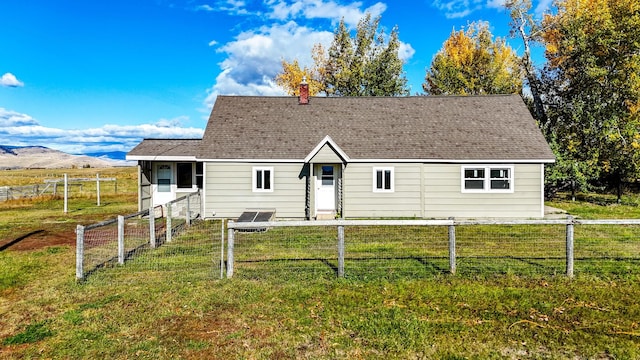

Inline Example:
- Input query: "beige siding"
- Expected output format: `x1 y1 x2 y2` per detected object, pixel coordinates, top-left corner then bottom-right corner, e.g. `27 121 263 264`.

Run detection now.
424 163 544 218
343 163 422 218
202 161 545 220
309 144 343 163
204 163 306 219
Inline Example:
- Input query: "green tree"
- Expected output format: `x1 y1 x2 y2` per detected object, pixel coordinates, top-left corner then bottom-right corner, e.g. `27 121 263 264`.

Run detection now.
275 14 408 97
363 26 408 96
423 21 523 95
541 0 640 200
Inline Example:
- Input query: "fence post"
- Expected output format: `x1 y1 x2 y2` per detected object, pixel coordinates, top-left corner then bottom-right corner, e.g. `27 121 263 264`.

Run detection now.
566 215 574 278
220 219 225 279
186 194 192 227
96 173 101 207
337 225 345 278
197 189 205 220
118 215 125 264
227 221 235 278
166 202 172 243
64 174 68 214
448 218 456 275
76 224 84 280
149 206 156 249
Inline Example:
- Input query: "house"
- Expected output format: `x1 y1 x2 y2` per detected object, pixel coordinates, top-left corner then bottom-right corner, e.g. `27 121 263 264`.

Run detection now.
127 89 555 219
125 138 202 210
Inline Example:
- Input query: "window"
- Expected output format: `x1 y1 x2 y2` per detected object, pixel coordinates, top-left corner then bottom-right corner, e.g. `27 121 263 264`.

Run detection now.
373 167 394 192
490 168 511 190
157 164 171 192
321 166 334 186
462 166 513 193
177 163 193 188
253 167 274 192
195 162 203 189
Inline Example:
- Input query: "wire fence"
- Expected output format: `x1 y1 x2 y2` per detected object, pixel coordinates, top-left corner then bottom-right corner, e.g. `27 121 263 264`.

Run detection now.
80 219 223 284
226 219 640 280
77 212 640 283
75 191 203 281
0 184 57 201
0 175 119 203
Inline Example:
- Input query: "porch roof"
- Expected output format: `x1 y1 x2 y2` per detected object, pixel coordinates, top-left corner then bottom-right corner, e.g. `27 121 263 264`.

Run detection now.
126 139 201 161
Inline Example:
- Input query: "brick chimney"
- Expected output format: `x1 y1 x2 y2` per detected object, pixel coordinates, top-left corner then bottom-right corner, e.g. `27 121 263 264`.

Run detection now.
298 76 309 105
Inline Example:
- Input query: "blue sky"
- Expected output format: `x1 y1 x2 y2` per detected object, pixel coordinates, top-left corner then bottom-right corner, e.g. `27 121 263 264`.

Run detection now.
0 0 552 156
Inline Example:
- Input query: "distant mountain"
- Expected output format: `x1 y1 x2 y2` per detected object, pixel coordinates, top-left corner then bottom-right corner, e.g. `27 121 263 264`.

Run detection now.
0 145 128 169
0 145 49 156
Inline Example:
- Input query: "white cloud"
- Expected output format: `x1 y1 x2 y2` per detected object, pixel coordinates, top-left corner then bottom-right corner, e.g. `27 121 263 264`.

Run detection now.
269 0 386 27
0 73 24 87
0 108 203 154
486 0 505 9
0 108 39 127
438 0 552 18
202 1 414 108
205 21 333 107
432 0 485 18
155 116 190 128
398 42 416 62
195 4 215 11
196 0 250 15
204 70 284 109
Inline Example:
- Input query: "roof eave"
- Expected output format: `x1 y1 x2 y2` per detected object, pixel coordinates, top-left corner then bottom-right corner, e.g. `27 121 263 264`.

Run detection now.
195 158 556 164
125 155 198 161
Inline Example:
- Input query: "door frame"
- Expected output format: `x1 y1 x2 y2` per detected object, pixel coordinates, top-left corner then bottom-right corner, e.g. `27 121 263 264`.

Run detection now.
314 164 339 215
152 162 175 206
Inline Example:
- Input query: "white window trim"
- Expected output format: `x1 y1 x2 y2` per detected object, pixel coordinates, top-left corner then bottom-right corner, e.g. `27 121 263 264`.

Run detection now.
373 167 394 193
461 165 514 193
252 166 274 192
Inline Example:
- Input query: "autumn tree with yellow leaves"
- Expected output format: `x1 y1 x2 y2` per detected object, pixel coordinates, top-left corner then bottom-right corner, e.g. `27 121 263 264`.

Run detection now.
274 44 327 96
423 21 522 95
541 0 640 199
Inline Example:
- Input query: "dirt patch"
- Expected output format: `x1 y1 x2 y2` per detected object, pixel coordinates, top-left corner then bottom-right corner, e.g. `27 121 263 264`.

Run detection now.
0 229 75 251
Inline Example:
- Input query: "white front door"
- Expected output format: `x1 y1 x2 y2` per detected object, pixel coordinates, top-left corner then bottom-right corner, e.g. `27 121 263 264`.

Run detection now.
153 163 174 206
316 165 336 212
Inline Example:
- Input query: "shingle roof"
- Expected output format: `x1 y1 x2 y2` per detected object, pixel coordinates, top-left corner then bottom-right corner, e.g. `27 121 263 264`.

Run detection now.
127 139 201 159
198 95 555 162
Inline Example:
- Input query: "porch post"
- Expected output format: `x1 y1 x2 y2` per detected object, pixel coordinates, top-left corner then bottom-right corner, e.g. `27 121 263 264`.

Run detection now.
305 163 311 220
339 163 345 218
137 163 143 212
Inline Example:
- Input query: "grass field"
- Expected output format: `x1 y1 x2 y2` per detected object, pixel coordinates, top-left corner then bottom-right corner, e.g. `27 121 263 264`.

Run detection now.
1 168 639 359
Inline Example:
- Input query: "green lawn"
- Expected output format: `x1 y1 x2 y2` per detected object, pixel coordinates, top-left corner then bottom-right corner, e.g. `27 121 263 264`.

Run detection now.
1 184 640 358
